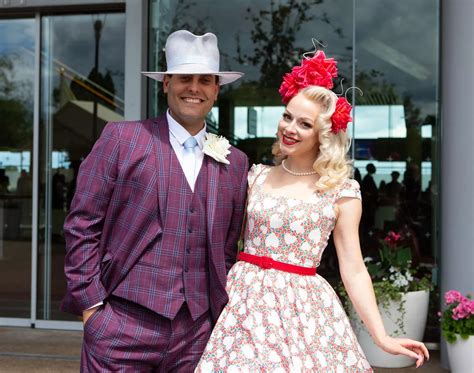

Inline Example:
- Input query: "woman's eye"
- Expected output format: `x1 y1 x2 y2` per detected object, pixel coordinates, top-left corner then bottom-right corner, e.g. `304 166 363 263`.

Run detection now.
302 122 312 128
282 113 291 121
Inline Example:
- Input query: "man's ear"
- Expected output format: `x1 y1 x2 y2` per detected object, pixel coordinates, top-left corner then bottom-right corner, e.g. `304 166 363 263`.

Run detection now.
214 83 220 101
163 75 170 93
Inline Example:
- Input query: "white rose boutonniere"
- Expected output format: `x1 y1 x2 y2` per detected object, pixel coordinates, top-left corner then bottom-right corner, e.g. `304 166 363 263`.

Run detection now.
203 133 231 165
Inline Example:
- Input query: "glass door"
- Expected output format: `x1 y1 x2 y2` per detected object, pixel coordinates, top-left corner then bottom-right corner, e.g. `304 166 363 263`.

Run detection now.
39 12 125 321
0 18 35 320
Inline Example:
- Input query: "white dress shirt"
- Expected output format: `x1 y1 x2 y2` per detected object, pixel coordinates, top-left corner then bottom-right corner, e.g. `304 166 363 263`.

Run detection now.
167 110 206 192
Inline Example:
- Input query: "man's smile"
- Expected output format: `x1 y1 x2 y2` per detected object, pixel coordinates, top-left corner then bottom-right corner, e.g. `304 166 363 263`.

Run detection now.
182 97 204 104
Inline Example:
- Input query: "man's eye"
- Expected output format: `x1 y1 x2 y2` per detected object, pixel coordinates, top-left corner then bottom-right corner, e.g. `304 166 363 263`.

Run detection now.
199 76 214 84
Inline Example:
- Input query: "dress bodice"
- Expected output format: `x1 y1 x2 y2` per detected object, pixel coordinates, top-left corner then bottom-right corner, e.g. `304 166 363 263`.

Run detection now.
243 164 361 268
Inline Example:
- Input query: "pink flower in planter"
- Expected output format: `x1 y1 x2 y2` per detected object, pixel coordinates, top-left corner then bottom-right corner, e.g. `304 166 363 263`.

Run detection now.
451 297 474 320
452 304 469 320
445 290 463 305
460 297 474 315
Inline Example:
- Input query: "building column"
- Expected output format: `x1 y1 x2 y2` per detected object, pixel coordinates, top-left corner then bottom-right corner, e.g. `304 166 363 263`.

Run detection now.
440 0 474 368
124 0 148 120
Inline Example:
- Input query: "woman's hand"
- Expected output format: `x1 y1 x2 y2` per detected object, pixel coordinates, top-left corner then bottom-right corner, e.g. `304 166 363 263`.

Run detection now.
376 335 430 368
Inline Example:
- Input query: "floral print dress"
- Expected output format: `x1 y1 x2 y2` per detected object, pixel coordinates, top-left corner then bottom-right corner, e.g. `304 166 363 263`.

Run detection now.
196 164 372 372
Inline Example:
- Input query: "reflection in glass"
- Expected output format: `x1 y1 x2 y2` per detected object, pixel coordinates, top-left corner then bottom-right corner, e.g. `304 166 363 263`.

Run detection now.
355 0 439 257
148 0 353 140
0 18 35 318
148 0 440 342
39 13 125 320
149 0 351 256
355 0 439 341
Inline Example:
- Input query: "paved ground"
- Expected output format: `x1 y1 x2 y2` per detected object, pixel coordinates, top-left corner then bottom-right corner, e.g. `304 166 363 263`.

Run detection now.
0 327 81 372
0 326 448 372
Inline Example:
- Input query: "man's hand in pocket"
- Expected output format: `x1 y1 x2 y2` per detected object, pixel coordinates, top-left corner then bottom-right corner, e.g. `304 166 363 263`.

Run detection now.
83 305 100 325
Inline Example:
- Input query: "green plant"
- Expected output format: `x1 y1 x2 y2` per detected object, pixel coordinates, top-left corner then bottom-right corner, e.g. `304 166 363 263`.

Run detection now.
440 290 474 343
338 231 432 335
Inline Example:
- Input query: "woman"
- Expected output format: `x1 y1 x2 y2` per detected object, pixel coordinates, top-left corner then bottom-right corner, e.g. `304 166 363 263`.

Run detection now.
196 58 429 373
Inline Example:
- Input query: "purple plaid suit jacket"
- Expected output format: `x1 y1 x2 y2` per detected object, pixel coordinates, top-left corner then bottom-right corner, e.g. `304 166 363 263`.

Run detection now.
61 115 248 323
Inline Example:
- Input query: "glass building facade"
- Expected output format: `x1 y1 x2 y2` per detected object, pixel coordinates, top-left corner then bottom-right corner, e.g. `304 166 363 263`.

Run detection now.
148 0 441 339
0 0 441 340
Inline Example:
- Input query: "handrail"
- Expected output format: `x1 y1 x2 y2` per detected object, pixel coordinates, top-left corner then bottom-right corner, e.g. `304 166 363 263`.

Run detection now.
21 47 124 107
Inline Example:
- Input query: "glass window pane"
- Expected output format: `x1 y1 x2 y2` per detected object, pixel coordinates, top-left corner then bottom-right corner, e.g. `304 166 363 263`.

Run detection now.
148 0 354 164
148 0 354 282
39 12 125 321
0 18 35 318
355 0 439 255
355 0 439 341
148 0 440 343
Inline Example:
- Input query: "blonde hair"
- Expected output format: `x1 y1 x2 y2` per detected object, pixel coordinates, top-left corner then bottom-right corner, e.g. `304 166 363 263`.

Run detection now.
272 85 353 191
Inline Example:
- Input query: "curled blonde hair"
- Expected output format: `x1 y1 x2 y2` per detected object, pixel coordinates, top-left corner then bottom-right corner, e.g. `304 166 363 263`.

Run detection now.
272 85 353 192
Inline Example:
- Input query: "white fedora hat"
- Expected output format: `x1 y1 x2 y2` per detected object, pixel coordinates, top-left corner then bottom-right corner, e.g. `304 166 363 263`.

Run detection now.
142 30 243 85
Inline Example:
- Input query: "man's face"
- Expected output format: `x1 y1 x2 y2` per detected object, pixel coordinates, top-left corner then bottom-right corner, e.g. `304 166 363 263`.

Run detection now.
163 74 219 132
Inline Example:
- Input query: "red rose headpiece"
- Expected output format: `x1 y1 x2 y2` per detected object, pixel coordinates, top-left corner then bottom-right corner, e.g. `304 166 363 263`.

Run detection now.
279 49 352 135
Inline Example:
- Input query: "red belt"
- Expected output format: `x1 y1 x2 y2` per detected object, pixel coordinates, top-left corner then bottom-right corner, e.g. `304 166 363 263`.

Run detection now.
238 252 317 276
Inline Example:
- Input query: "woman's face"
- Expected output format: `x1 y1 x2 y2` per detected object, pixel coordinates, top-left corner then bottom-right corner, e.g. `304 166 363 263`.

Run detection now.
277 93 321 159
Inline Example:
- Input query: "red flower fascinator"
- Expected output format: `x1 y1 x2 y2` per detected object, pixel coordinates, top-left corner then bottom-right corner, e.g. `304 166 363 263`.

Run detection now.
331 97 352 134
278 48 353 134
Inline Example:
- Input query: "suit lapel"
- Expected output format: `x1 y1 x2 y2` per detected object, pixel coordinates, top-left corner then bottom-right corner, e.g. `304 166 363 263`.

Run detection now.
151 115 171 225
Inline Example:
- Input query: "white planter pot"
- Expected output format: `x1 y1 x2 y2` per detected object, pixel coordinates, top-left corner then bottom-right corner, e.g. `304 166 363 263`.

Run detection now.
351 289 430 368
446 335 474 373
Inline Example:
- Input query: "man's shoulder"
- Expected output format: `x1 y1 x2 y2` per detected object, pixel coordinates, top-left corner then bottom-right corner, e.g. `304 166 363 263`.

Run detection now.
229 144 246 158
228 145 248 166
108 116 163 128
103 115 166 137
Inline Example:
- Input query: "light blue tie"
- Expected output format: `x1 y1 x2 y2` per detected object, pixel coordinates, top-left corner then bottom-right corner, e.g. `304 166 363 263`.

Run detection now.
183 136 198 189
183 136 198 153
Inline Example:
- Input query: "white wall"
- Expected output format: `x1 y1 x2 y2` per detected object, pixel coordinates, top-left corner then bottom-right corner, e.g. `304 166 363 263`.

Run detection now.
440 0 474 367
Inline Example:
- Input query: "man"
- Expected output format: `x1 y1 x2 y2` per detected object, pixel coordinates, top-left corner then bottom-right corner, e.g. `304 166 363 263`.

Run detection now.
385 170 402 205
361 162 378 231
62 30 248 371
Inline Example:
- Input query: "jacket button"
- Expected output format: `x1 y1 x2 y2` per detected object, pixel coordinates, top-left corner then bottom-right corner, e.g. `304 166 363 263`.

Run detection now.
179 288 184 294
189 207 195 213
184 267 189 273
186 247 191 254
188 227 192 233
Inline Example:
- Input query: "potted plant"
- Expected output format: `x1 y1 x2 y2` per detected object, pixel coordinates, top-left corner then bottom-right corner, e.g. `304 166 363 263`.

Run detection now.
440 290 474 373
339 231 432 368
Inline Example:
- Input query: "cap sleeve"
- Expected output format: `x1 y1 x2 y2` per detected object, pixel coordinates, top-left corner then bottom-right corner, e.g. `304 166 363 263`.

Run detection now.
334 179 361 202
248 163 269 187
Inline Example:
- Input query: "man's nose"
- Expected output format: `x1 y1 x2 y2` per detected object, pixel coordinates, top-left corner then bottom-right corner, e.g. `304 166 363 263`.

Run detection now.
187 77 200 92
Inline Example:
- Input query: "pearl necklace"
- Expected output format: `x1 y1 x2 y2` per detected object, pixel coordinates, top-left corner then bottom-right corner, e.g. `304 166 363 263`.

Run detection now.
281 159 317 176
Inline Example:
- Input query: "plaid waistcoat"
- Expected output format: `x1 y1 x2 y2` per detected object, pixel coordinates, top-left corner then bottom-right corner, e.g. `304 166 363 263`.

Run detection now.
112 153 210 320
